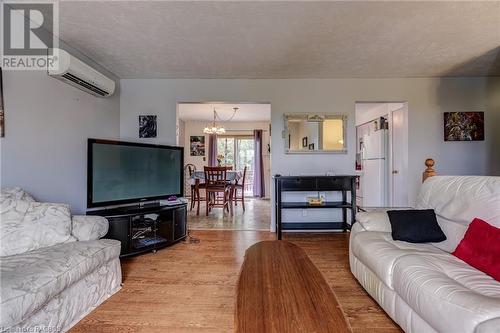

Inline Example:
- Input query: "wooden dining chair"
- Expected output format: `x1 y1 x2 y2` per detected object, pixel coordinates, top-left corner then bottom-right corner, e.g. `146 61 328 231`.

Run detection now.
184 164 206 215
204 166 232 216
184 164 197 209
233 166 247 211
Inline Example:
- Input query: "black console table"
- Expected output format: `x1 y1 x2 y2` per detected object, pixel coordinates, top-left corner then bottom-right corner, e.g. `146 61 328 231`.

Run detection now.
274 175 358 240
88 202 187 258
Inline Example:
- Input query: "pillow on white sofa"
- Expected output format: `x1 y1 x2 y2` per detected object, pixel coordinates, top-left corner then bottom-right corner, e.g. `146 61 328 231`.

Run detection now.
417 176 500 252
356 211 392 232
433 216 468 253
0 199 74 256
0 187 36 202
71 215 109 241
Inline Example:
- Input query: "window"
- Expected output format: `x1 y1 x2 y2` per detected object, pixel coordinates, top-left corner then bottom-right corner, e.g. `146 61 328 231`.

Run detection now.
217 136 255 194
217 137 235 166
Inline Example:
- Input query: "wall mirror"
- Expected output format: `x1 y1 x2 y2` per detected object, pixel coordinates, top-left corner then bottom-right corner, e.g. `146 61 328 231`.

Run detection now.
284 114 347 154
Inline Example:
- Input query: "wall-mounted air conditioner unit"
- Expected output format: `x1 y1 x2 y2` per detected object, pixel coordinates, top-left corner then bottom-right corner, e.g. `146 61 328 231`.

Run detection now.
48 49 115 97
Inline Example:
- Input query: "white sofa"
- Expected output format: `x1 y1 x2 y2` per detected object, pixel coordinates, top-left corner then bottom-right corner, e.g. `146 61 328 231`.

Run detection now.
349 176 500 333
0 188 122 333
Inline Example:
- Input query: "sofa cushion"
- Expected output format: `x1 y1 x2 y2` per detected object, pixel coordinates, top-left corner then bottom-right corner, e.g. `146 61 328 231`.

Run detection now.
416 176 500 252
387 209 446 243
0 239 121 329
453 218 500 281
356 211 392 232
350 230 442 288
0 199 75 256
0 187 36 202
393 252 500 333
72 215 109 241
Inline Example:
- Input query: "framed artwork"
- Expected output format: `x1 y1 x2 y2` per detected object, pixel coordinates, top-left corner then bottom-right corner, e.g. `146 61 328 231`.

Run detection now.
444 112 484 141
308 143 315 150
0 68 4 137
302 137 308 147
139 115 157 138
190 135 205 156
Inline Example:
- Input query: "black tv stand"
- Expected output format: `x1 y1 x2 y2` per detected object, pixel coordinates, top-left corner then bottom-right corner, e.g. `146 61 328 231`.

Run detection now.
88 202 188 258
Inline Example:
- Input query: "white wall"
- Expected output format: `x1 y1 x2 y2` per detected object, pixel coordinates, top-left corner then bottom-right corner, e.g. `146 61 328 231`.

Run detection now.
123 77 500 209
1 69 120 213
487 77 500 174
3 75 493 216
120 78 499 209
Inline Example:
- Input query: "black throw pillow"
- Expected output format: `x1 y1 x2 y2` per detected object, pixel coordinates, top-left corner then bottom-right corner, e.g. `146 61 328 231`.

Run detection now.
387 209 447 243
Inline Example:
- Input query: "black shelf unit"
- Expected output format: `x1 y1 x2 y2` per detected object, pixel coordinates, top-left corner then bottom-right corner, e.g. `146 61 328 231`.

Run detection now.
274 175 358 240
88 202 187 258
281 201 352 209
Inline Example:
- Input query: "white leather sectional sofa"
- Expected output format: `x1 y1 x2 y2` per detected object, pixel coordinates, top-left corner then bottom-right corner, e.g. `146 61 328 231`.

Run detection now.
350 176 500 333
0 188 122 332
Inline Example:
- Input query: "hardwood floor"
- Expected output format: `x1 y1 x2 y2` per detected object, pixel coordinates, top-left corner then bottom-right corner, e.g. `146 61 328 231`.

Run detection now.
70 230 402 333
188 198 271 231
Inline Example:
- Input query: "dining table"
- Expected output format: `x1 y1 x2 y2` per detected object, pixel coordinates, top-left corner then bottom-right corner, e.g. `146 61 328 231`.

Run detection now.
188 170 243 215
188 170 243 185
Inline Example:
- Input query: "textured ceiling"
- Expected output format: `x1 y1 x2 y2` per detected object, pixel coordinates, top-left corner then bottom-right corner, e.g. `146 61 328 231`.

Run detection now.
178 103 271 122
59 1 500 79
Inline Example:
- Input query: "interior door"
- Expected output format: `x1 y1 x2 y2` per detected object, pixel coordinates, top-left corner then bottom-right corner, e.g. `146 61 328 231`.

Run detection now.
391 107 408 207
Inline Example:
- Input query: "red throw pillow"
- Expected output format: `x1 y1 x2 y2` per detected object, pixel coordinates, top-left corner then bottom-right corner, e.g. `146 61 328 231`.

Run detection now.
452 218 500 282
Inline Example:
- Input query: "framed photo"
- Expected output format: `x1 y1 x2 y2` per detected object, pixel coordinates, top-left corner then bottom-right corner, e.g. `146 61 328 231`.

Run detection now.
302 137 308 147
308 143 315 150
444 112 484 141
0 68 4 137
190 135 205 156
138 115 157 138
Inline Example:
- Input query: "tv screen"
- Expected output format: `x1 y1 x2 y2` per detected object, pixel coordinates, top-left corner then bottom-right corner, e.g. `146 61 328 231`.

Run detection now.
87 139 183 208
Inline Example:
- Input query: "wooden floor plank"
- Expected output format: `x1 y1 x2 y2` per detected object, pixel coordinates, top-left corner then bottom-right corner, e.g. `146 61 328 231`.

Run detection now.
70 230 401 333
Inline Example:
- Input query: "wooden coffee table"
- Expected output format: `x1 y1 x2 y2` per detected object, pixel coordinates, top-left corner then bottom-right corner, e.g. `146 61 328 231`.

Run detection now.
236 241 352 333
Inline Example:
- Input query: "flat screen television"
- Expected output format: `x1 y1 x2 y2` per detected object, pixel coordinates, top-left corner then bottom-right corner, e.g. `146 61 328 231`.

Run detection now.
87 139 184 208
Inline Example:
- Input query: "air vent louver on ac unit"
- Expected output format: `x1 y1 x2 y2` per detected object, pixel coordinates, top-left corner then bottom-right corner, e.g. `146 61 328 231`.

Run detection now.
61 73 109 97
48 49 115 97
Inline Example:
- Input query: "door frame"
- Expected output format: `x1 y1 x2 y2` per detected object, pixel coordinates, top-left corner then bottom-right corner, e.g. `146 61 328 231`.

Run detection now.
387 103 409 207
176 100 273 200
355 102 408 207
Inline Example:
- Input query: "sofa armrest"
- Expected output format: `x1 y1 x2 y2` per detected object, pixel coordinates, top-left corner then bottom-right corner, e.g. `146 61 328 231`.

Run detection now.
356 211 392 232
72 215 109 241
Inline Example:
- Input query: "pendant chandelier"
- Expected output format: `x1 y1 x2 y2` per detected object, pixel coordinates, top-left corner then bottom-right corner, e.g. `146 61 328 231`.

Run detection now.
203 107 238 135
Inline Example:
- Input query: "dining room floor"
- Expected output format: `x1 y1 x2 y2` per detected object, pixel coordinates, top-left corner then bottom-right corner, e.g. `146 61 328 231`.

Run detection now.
188 197 271 231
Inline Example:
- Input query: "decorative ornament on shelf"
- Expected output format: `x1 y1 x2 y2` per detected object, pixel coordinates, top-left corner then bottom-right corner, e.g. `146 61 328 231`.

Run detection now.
203 107 238 135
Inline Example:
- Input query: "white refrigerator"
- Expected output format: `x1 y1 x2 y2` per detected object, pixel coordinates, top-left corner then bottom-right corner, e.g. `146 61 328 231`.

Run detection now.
360 129 388 207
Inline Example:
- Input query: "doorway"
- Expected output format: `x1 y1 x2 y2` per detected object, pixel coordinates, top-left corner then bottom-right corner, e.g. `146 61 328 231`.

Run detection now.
355 102 409 208
176 102 272 231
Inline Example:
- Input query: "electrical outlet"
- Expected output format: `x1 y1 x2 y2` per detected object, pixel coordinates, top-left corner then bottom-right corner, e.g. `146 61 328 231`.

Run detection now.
302 209 307 217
